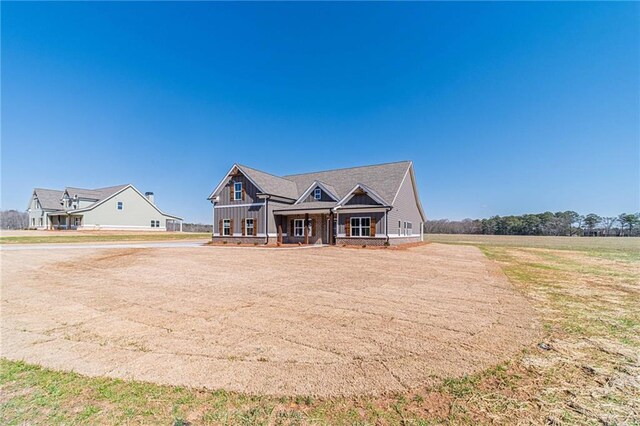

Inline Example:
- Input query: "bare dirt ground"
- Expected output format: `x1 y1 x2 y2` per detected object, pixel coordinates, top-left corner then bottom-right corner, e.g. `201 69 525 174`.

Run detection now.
1 243 539 397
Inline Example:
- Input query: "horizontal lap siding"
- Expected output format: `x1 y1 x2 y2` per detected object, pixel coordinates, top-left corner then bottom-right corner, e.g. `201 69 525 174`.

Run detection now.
388 168 423 237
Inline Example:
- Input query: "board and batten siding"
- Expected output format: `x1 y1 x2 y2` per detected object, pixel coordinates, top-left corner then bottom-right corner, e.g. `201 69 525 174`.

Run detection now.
81 186 170 229
216 173 260 205
302 187 335 203
345 193 380 206
387 167 423 237
337 211 385 236
214 204 265 235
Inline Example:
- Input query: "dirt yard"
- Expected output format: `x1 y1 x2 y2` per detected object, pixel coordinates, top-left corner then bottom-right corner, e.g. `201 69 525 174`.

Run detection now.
1 243 539 397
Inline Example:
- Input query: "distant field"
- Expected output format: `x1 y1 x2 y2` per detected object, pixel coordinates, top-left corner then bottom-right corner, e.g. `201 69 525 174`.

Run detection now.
0 231 210 244
426 233 640 253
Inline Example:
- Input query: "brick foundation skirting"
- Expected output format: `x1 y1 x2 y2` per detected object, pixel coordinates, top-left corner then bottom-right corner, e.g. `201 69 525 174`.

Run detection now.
211 236 267 245
336 237 388 246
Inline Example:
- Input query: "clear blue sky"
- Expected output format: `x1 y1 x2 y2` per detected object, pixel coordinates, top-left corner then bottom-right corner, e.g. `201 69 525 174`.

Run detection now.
2 2 638 223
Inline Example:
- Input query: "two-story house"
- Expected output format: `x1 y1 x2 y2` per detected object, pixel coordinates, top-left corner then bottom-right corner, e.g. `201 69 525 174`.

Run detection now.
27 184 182 231
207 161 426 245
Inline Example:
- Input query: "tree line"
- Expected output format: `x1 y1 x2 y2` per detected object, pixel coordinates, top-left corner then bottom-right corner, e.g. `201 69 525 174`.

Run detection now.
424 211 640 237
0 210 29 230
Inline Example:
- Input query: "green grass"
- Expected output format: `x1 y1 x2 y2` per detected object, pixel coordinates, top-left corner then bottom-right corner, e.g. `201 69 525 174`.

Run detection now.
0 233 210 244
2 235 638 425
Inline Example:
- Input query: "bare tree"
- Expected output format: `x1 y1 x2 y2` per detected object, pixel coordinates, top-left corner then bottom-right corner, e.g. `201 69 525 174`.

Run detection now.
0 210 29 230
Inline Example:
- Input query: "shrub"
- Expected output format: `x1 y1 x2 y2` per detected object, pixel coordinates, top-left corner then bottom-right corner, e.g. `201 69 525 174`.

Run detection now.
362 244 367 248
222 240 228 245
236 241 241 245
254 242 258 246
384 241 390 247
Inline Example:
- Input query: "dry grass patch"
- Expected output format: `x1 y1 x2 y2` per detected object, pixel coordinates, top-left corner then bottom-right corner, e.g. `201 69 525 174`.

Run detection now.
2 236 638 424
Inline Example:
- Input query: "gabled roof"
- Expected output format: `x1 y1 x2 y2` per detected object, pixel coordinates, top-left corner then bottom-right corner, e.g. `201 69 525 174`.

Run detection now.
30 184 182 220
64 185 129 201
284 161 411 203
208 164 299 200
294 180 339 204
209 161 423 218
32 188 65 210
335 183 389 207
237 164 299 200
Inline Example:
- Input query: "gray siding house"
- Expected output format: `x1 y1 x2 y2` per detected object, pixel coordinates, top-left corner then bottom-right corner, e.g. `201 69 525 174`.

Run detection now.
27 184 182 231
207 161 426 245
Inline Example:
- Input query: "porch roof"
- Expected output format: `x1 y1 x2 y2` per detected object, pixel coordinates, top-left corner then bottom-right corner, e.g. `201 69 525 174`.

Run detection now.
272 201 336 215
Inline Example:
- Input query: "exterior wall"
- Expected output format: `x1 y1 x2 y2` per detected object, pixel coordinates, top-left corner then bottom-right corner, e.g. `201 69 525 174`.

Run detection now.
388 168 424 238
213 203 266 236
267 201 292 236
217 173 260 204
27 196 51 229
282 214 326 244
80 186 173 230
345 193 380 206
301 187 335 203
336 211 385 236
77 199 96 209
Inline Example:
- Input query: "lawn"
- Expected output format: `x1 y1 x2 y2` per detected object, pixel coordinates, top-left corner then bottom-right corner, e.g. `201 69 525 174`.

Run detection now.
0 232 210 244
1 235 638 425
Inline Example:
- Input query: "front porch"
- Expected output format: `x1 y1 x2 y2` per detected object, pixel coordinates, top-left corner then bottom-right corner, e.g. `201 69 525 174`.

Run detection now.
47 213 83 230
272 206 390 246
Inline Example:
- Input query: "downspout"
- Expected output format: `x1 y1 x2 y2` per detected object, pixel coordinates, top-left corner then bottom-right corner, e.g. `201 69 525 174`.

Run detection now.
385 207 389 244
211 199 215 240
264 196 269 245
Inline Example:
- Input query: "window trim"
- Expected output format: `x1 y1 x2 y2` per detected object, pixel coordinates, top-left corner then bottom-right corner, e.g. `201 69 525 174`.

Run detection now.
406 221 413 236
314 188 322 200
350 216 371 237
223 219 231 236
234 182 242 201
246 218 254 235
293 219 305 237
117 201 123 210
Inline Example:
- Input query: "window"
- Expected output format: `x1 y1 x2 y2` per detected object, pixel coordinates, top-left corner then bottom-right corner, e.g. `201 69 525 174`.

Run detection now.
398 220 402 236
74 217 80 226
350 217 371 237
155 220 160 228
407 222 413 236
151 220 155 228
32 218 35 226
314 188 322 200
246 218 254 235
39 218 43 226
234 182 242 201
223 219 231 236
294 219 305 237
117 202 123 210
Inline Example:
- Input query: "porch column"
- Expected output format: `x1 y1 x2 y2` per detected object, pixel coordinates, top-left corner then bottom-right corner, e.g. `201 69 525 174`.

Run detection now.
304 213 309 245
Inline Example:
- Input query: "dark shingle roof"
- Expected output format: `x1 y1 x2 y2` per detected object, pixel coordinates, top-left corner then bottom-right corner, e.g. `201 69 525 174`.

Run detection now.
237 164 299 200
32 188 65 210
284 161 411 204
32 184 129 212
64 185 128 201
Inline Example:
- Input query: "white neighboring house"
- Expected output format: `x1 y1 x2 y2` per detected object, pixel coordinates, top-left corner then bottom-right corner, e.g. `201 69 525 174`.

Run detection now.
27 184 183 231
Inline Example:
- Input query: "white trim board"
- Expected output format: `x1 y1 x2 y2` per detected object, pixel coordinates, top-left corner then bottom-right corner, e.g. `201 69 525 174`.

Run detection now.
214 202 265 209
